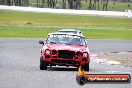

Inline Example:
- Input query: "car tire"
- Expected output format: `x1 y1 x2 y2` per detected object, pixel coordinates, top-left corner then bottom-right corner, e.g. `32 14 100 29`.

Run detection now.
82 62 89 71
40 56 47 70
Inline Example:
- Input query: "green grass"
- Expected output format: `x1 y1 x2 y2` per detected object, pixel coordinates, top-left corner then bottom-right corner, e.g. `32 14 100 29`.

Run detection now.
81 1 132 11
107 2 132 11
0 26 58 38
0 10 132 39
0 26 132 39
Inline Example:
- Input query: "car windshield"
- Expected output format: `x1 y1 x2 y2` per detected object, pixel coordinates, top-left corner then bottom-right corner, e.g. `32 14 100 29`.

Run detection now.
46 34 86 46
59 31 77 34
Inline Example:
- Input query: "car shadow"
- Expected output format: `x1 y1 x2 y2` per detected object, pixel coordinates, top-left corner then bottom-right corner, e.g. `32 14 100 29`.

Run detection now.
47 66 78 71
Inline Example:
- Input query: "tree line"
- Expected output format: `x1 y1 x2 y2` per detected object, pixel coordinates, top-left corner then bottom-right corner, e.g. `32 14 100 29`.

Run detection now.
0 0 131 11
0 0 29 6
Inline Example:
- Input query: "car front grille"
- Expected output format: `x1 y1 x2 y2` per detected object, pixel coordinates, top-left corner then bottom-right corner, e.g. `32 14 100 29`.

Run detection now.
58 50 75 59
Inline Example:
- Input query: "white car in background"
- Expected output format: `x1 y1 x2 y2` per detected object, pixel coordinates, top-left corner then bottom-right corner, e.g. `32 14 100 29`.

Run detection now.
59 29 82 35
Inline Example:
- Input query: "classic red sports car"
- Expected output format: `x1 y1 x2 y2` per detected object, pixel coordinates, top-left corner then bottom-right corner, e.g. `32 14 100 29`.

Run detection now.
39 32 90 71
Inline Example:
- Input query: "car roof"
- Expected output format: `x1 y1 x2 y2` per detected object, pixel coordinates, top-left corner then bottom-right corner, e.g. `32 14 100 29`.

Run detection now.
59 29 80 32
48 32 84 37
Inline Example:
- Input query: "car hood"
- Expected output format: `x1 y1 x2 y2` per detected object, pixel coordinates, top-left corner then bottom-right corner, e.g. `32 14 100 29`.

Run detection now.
45 44 87 52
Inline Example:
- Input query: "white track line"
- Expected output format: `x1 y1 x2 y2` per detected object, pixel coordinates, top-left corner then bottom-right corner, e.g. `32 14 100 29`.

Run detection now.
0 5 132 18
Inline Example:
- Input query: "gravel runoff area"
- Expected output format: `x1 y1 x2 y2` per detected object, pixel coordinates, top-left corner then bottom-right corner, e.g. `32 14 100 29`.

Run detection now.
97 52 132 68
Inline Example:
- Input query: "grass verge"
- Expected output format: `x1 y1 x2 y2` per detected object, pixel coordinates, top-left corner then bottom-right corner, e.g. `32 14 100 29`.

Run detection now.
0 10 132 39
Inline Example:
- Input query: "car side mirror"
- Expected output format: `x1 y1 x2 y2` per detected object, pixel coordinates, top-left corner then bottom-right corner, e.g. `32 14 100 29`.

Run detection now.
39 41 44 45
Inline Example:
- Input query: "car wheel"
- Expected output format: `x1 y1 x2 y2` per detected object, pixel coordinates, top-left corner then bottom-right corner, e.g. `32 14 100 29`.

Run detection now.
40 56 47 70
82 63 89 71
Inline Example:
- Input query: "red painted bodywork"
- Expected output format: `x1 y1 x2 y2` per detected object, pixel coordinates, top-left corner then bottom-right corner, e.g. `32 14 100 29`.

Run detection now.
40 43 90 67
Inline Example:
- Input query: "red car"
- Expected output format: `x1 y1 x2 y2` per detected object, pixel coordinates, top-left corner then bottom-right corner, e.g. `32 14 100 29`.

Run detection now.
39 32 90 71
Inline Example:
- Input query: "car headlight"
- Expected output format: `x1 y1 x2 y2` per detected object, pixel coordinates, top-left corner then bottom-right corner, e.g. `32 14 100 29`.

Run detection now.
83 53 88 57
45 49 50 55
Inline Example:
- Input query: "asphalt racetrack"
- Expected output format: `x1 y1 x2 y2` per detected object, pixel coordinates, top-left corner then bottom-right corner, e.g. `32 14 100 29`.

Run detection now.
0 38 132 88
